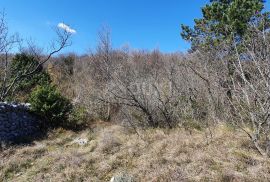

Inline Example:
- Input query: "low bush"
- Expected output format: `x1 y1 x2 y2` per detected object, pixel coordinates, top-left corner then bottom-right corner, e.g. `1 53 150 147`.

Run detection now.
68 105 89 127
29 84 72 127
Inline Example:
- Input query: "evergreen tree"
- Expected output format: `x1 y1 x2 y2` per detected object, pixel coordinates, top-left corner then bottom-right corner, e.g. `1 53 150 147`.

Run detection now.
9 53 51 101
181 0 268 50
181 0 270 114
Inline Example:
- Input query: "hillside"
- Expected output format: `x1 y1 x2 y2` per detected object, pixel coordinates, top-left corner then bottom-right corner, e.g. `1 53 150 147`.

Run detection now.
1 122 270 181
1 1 270 181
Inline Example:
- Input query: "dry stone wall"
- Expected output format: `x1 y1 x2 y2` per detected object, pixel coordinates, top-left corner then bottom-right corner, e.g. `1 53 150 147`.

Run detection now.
0 102 42 143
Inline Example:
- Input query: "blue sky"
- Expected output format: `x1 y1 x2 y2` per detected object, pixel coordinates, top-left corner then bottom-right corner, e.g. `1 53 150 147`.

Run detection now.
0 0 269 54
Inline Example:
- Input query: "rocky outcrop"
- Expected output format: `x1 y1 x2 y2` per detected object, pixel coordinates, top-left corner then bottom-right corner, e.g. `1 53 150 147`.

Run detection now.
0 102 42 144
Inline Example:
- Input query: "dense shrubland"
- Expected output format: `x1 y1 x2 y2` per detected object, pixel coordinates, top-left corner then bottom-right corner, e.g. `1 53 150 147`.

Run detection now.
0 0 269 160
46 25 270 157
1 0 270 181
47 0 270 157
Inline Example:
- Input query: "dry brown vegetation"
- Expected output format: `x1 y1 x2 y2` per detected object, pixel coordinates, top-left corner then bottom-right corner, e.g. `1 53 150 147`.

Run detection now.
51 23 269 156
1 122 270 182
1 3 270 181
1 24 270 181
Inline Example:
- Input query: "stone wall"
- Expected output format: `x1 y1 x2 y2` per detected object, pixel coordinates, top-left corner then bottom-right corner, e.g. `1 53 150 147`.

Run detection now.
0 102 42 143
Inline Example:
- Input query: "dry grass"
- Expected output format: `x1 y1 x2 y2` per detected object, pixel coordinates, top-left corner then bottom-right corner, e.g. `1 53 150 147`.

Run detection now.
1 121 270 182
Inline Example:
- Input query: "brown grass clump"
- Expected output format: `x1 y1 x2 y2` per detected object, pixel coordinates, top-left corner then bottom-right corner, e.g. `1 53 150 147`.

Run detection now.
1 123 270 181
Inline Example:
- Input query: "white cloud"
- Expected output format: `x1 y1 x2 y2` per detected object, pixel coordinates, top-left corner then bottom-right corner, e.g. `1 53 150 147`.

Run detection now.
57 23 76 34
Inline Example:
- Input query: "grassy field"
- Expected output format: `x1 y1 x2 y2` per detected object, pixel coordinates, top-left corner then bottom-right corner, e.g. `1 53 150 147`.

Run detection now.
1 121 270 182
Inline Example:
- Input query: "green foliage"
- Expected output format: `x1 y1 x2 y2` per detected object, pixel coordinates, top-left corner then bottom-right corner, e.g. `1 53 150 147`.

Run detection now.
69 106 88 125
10 53 51 101
29 85 72 126
181 0 268 49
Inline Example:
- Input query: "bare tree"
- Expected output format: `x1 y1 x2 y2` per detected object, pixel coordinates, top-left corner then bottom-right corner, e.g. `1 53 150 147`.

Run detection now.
0 11 20 101
0 13 73 101
228 26 270 156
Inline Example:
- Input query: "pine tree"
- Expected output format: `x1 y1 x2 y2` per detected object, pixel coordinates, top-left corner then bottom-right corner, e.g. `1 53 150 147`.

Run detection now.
181 0 267 50
181 0 269 114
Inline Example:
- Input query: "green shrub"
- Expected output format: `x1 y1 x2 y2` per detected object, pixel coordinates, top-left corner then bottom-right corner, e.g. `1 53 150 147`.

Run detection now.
9 53 51 101
69 106 88 125
29 85 72 126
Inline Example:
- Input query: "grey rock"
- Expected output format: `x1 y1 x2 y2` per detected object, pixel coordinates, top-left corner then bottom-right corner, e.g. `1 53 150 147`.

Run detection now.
73 138 88 146
110 173 135 182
